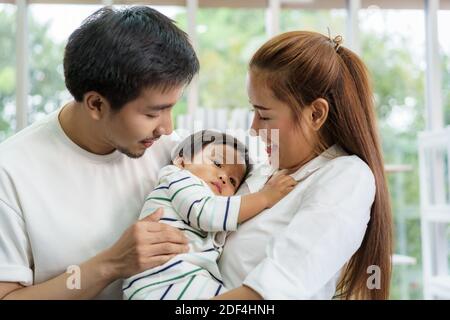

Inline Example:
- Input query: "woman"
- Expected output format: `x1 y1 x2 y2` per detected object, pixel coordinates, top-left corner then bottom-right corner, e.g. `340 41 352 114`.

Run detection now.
216 31 392 300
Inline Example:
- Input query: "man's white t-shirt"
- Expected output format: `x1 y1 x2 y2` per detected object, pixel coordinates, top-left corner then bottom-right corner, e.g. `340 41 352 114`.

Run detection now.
0 108 178 299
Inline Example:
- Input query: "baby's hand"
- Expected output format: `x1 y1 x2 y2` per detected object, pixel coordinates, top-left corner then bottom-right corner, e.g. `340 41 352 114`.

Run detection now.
261 170 298 208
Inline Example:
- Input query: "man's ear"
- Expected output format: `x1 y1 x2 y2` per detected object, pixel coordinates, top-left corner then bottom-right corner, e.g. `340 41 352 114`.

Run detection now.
307 98 329 131
173 156 185 168
83 92 111 121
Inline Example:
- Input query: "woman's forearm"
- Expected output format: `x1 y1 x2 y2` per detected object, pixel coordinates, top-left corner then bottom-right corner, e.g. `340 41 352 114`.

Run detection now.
2 250 118 300
213 285 263 300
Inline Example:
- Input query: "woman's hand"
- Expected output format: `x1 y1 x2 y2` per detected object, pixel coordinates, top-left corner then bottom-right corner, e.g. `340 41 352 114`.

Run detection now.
102 208 189 280
260 170 297 208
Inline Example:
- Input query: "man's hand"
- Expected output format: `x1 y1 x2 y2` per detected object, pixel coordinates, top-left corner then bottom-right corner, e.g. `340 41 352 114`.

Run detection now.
104 208 189 279
0 208 189 300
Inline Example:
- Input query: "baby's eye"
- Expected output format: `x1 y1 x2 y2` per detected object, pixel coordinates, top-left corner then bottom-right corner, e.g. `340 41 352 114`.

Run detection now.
230 177 236 187
213 160 222 168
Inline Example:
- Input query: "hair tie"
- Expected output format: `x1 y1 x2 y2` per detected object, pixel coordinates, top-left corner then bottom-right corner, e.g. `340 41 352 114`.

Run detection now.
327 27 343 52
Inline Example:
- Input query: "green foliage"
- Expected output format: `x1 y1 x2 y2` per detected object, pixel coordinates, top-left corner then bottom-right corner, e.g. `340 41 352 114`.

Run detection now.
177 9 266 111
444 54 450 124
280 9 346 35
0 8 16 140
361 29 426 300
0 7 66 141
28 17 66 120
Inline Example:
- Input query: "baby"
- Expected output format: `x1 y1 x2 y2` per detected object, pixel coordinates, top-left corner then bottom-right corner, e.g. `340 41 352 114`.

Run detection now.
122 130 296 300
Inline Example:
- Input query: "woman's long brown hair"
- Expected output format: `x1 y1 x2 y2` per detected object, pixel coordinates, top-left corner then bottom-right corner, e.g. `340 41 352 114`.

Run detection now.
250 31 392 299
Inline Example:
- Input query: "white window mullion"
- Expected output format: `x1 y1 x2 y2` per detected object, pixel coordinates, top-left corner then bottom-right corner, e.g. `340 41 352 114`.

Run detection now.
187 0 199 114
425 0 443 130
16 0 28 131
345 0 360 54
266 0 280 38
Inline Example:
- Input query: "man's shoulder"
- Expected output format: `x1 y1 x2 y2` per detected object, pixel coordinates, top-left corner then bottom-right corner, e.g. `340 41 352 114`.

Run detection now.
0 112 58 166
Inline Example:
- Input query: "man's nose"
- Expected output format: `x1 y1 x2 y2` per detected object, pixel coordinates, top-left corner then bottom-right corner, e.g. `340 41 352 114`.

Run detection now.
156 112 173 136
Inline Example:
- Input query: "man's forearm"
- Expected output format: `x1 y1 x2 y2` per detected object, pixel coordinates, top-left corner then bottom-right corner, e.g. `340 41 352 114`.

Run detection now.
2 250 118 300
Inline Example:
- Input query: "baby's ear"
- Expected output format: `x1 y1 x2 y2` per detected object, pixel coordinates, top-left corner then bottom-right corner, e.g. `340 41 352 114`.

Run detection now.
173 156 185 168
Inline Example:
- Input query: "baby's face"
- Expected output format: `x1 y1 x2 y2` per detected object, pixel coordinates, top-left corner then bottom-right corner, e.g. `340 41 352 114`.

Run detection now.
181 143 246 196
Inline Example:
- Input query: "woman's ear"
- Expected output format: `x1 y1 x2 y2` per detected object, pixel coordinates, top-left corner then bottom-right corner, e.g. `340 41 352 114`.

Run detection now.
308 98 329 131
173 156 185 168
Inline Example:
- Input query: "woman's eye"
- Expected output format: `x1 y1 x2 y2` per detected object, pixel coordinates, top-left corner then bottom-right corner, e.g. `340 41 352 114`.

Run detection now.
258 113 270 121
146 114 158 118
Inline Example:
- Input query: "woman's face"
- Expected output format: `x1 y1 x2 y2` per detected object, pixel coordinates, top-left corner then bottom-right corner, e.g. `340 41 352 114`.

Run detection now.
247 70 317 172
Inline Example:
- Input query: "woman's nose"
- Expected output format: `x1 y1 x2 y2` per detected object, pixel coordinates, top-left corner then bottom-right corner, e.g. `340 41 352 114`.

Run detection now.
250 116 260 136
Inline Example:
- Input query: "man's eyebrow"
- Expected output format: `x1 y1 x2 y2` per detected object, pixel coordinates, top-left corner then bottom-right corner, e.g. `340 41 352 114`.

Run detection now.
146 104 174 111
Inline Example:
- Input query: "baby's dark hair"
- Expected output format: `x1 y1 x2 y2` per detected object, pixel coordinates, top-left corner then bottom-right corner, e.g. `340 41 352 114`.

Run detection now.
172 130 253 181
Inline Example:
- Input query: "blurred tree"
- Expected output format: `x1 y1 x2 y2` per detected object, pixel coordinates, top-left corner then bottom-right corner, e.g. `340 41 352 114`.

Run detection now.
177 8 266 111
444 53 450 124
280 9 346 35
0 8 66 142
361 30 426 299
0 8 16 141
28 16 66 123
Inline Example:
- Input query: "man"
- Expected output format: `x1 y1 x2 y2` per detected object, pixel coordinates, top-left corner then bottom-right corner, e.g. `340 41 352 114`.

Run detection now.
0 6 199 299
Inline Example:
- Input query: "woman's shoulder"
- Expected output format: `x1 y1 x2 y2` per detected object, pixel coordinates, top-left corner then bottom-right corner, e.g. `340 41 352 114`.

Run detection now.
302 152 376 210
316 153 375 186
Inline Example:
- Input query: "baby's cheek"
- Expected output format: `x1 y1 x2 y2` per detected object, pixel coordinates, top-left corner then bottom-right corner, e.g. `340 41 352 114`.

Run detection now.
224 186 236 196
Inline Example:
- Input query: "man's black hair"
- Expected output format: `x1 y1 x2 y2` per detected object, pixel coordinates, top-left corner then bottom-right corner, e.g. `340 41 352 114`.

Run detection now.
64 6 199 110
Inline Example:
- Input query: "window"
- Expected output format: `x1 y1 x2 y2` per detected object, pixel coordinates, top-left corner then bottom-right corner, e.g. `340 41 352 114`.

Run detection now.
359 7 426 299
194 8 266 111
280 8 346 36
0 4 16 142
439 10 450 125
27 4 101 124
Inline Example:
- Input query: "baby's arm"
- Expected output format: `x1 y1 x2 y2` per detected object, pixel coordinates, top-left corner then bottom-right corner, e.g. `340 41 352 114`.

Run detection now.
238 170 297 223
157 171 241 232
157 170 296 232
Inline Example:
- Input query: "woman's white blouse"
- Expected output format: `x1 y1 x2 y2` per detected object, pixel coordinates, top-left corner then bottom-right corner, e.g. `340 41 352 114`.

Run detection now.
218 145 376 299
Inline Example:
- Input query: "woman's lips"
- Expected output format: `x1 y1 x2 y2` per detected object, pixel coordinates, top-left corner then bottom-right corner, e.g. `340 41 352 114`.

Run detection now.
266 144 277 156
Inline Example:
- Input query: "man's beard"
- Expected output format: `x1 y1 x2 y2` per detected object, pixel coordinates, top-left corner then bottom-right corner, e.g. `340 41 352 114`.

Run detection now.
105 133 146 159
115 144 145 159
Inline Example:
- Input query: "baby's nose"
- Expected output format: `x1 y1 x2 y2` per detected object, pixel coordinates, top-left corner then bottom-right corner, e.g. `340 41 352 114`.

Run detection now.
219 175 227 184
